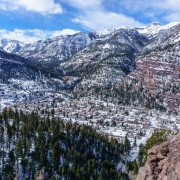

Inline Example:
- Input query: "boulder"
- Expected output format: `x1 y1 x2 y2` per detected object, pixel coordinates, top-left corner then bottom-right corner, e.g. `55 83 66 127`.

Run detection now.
136 134 180 180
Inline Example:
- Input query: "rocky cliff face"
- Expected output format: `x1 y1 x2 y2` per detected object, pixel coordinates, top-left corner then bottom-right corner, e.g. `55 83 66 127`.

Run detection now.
136 134 180 180
117 22 180 111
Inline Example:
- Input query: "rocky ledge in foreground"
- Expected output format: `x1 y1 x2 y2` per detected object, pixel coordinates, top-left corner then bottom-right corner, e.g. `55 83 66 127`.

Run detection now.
136 134 180 180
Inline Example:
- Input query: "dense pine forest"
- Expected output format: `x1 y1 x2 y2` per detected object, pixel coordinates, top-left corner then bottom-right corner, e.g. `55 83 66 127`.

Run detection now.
0 108 131 180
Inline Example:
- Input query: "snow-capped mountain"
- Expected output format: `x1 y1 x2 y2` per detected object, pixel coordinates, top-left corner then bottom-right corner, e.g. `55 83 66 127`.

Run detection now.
66 22 180 111
1 21 180 111
140 22 180 53
0 38 24 53
0 32 98 67
16 32 98 65
61 28 148 89
0 50 79 91
136 22 180 38
95 26 129 36
117 22 180 111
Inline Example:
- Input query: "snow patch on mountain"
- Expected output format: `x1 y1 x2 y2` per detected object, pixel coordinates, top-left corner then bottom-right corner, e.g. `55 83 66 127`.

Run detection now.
137 22 180 37
95 26 129 36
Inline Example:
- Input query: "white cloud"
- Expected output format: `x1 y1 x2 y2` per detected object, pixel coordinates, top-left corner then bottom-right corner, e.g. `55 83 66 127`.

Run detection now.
160 0 180 22
119 0 180 22
0 3 19 11
0 29 79 43
72 11 143 30
164 0 180 11
165 13 180 22
66 0 102 9
66 0 143 30
0 0 63 14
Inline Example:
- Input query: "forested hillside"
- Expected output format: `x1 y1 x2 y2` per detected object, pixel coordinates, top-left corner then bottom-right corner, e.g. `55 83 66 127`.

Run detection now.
0 108 130 180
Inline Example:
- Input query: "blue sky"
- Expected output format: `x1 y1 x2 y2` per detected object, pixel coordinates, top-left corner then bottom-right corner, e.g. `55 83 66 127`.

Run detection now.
0 0 180 42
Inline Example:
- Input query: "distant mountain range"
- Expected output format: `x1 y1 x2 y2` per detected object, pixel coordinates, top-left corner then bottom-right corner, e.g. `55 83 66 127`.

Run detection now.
0 22 180 111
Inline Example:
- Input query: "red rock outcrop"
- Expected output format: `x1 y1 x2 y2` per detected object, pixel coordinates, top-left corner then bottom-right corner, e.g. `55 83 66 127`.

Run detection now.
134 54 180 111
136 134 180 180
119 50 180 112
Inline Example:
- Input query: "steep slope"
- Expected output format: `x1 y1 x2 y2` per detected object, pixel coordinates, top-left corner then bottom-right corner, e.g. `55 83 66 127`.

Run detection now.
140 22 180 53
62 28 148 91
16 32 97 66
0 50 80 110
137 134 180 180
0 50 80 91
0 38 24 53
115 22 180 112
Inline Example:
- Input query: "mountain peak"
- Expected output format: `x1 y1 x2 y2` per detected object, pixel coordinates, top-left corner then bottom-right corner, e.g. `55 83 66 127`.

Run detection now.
147 22 161 27
0 38 24 53
137 21 180 36
95 26 130 36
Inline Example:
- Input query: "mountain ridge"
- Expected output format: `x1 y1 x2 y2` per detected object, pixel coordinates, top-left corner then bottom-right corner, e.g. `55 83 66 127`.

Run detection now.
0 21 180 112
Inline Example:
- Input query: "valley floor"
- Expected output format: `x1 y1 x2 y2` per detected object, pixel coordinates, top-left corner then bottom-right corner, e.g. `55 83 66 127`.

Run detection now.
1 83 179 162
